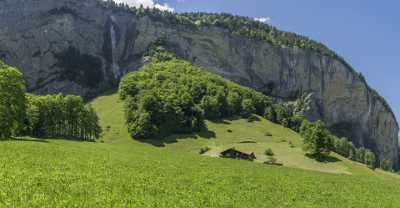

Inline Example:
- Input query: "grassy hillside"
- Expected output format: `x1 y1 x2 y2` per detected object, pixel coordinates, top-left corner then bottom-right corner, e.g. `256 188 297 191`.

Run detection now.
0 92 399 207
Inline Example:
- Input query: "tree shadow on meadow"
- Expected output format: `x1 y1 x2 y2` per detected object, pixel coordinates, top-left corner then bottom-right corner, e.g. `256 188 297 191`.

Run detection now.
0 137 50 143
305 153 342 163
136 128 216 148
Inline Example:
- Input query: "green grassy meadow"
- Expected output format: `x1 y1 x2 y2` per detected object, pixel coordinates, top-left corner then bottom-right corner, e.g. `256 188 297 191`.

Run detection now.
0 92 399 207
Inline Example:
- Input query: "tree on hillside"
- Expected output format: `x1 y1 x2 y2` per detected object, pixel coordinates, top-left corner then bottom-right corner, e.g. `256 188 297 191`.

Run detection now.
274 104 288 124
364 150 376 169
264 106 276 122
240 99 255 118
0 61 26 139
380 159 393 172
301 120 333 158
355 147 366 163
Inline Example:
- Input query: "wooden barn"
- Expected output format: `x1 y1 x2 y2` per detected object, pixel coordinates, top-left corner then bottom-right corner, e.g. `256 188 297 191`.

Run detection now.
220 148 256 161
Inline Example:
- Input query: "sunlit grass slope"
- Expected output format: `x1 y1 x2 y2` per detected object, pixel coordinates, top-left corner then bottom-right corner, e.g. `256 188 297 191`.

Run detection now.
0 92 399 207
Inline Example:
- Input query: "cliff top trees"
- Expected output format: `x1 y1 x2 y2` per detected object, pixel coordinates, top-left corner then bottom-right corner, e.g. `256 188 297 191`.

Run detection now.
0 61 26 139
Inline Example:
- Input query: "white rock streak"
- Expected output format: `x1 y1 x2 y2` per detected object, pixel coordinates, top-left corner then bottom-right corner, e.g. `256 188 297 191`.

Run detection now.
110 17 121 78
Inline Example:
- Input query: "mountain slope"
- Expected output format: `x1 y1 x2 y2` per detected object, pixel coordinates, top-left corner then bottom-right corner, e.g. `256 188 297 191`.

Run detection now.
1 92 399 207
0 0 397 166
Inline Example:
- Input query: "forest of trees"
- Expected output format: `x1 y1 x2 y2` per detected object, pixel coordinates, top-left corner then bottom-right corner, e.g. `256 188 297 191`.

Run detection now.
0 61 101 141
119 47 274 139
25 94 102 141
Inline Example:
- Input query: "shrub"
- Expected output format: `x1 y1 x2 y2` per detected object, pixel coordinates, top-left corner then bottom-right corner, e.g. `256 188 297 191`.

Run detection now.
264 106 276 122
380 159 393 172
265 148 274 156
289 141 295 148
364 150 376 169
241 99 255 118
199 147 210 154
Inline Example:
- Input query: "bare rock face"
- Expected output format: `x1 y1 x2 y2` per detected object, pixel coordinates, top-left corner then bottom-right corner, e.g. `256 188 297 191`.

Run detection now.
0 0 398 166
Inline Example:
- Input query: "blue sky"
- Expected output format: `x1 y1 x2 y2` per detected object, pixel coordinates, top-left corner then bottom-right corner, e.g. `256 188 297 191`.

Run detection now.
134 0 400 121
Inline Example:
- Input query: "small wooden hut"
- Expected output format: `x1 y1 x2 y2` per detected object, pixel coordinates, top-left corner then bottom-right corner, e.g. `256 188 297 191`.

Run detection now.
220 148 256 161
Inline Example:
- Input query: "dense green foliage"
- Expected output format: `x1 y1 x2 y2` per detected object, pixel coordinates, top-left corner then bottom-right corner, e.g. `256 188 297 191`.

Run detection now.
0 61 26 139
0 61 101 141
25 94 102 141
299 119 382 170
300 120 333 157
119 58 273 139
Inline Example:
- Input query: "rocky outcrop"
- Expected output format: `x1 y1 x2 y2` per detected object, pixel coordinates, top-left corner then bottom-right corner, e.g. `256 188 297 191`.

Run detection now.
0 0 398 166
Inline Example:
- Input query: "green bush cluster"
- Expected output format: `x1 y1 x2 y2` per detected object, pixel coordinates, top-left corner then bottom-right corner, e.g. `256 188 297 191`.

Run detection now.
299 119 382 170
299 120 333 157
119 57 276 139
25 94 102 141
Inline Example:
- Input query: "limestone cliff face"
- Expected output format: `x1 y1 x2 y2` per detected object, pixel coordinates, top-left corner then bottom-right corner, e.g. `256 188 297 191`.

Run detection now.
0 0 398 165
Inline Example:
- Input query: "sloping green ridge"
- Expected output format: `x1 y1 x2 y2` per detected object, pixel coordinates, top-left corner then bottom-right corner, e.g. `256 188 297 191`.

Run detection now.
0 92 399 207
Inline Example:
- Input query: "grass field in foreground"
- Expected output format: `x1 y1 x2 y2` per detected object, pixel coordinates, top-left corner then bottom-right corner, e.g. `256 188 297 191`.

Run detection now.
0 92 399 207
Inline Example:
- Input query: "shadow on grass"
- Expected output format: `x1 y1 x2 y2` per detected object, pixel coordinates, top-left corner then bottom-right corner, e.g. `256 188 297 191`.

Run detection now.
306 153 341 163
3 136 97 144
209 115 247 125
136 128 216 148
135 115 263 148
246 116 261 123
0 137 49 143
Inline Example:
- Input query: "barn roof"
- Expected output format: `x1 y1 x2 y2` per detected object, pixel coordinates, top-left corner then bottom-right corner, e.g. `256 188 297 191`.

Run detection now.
221 147 253 155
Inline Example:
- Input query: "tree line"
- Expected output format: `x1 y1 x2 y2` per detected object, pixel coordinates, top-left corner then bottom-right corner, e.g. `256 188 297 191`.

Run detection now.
298 120 392 170
25 94 102 141
0 61 101 141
